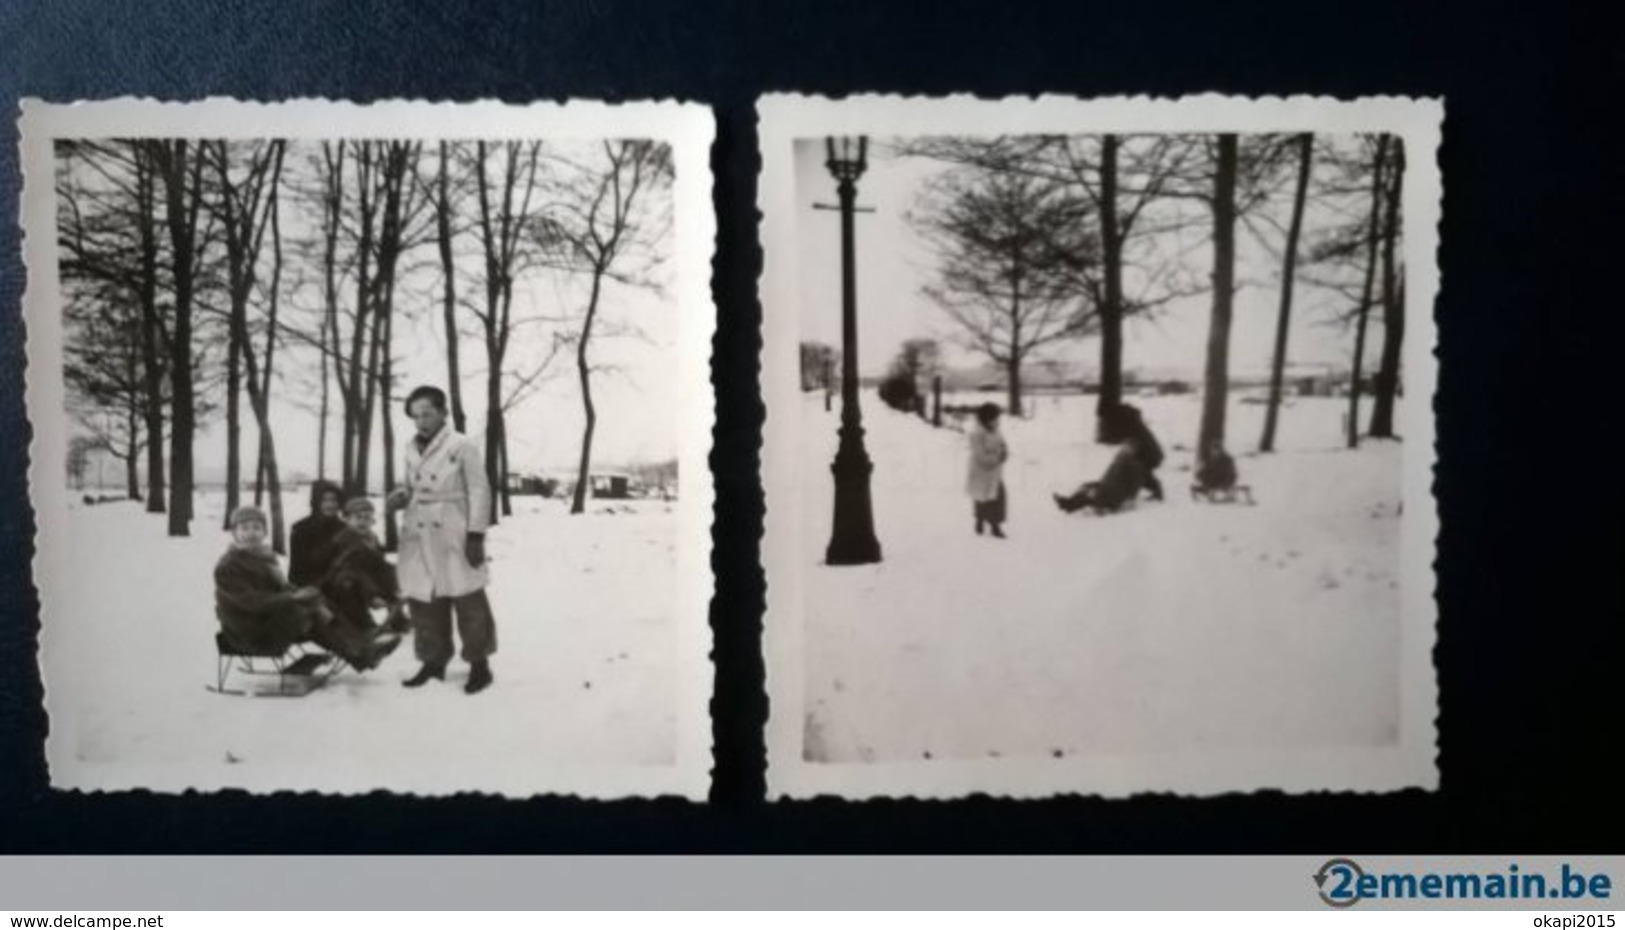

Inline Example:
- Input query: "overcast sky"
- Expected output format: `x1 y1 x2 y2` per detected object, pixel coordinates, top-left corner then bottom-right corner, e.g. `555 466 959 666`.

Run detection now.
792 137 1387 381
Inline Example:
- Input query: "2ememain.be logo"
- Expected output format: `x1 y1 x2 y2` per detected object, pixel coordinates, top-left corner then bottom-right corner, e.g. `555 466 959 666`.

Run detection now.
1313 858 1614 907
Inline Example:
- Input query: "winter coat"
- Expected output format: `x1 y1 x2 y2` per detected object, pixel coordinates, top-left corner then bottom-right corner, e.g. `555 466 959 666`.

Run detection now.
288 513 346 587
319 525 398 633
397 426 492 601
1120 407 1165 471
214 544 316 653
1196 451 1238 490
965 423 1009 503
1094 446 1147 510
321 526 399 602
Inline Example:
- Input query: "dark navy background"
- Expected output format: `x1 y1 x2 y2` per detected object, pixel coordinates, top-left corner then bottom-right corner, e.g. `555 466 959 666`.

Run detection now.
2 0 1621 852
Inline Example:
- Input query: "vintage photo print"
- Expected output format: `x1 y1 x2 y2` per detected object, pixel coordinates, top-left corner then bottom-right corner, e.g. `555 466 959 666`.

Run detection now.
760 94 1441 798
20 99 714 798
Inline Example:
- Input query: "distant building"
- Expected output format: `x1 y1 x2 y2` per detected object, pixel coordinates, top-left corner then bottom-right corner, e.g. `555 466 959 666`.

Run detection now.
505 473 559 497
588 472 632 500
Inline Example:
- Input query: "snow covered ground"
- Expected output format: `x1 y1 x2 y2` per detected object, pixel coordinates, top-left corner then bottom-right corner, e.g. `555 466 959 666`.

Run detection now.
797 391 1404 764
42 490 680 795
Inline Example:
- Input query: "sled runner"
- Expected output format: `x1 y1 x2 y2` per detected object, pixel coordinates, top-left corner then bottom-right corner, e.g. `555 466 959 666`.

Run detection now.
208 632 344 697
1190 484 1256 505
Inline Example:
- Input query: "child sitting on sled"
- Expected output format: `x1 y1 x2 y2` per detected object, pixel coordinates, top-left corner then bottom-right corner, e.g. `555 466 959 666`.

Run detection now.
213 505 400 671
320 497 412 636
1191 439 1254 504
1053 436 1149 515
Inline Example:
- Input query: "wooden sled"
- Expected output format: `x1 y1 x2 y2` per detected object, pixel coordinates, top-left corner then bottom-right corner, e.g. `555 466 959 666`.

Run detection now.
208 632 345 697
1190 484 1256 505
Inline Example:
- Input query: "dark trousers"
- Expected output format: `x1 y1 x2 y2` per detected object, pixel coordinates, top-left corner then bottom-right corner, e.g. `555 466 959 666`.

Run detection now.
1057 482 1131 514
973 483 1008 527
1143 469 1164 501
409 591 497 667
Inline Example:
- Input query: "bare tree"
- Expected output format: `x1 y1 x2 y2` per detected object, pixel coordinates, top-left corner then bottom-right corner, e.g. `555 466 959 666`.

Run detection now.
1259 133 1315 453
894 337 942 388
537 140 673 516
799 341 839 392
208 140 283 529
66 435 98 491
147 139 210 536
1347 135 1392 449
311 140 348 482
430 140 470 433
210 139 289 550
1196 135 1240 459
897 135 1202 437
54 140 164 503
471 140 546 523
1368 138 1406 439
908 163 1099 416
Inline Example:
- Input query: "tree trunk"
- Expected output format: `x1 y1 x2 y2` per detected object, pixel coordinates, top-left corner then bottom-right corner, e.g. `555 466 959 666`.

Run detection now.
1096 133 1126 441
498 414 512 517
317 307 330 480
571 273 605 515
438 141 468 434
1006 278 1024 418
1368 136 1406 439
319 142 344 483
1006 355 1024 419
1348 136 1390 449
1260 132 1314 453
124 401 141 500
224 329 241 526
1197 134 1239 460
157 141 199 537
255 170 284 507
485 357 504 525
135 145 167 514
344 143 375 494
381 296 399 553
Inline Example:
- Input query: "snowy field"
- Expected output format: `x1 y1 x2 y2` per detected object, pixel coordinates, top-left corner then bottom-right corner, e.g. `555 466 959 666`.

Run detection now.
797 391 1404 764
42 490 679 794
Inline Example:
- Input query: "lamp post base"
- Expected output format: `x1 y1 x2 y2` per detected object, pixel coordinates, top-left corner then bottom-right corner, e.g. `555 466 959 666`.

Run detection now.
826 432 881 566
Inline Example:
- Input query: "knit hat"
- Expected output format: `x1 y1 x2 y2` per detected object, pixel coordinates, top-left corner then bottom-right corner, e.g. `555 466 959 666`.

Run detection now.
229 505 269 529
343 497 376 517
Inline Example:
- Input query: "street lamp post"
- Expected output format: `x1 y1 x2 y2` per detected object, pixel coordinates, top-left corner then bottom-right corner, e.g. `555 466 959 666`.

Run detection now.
820 136 881 565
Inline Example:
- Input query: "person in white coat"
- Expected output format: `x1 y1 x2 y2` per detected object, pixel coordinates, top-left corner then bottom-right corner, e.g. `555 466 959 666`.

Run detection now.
966 402 1009 538
387 385 498 694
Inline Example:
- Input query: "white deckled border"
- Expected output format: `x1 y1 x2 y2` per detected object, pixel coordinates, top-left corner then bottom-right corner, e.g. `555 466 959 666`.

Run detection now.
759 93 1442 800
19 97 716 799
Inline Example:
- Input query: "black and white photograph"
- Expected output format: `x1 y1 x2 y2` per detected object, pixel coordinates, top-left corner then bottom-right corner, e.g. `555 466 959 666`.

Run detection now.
21 99 715 797
761 95 1441 798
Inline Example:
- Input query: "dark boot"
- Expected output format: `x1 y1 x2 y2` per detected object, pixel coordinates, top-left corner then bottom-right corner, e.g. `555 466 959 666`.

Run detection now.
465 660 493 695
990 523 1006 539
402 662 446 688
975 518 985 535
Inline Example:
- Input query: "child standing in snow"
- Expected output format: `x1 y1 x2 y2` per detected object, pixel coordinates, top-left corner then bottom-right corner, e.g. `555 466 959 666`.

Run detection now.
214 505 399 671
966 402 1009 538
